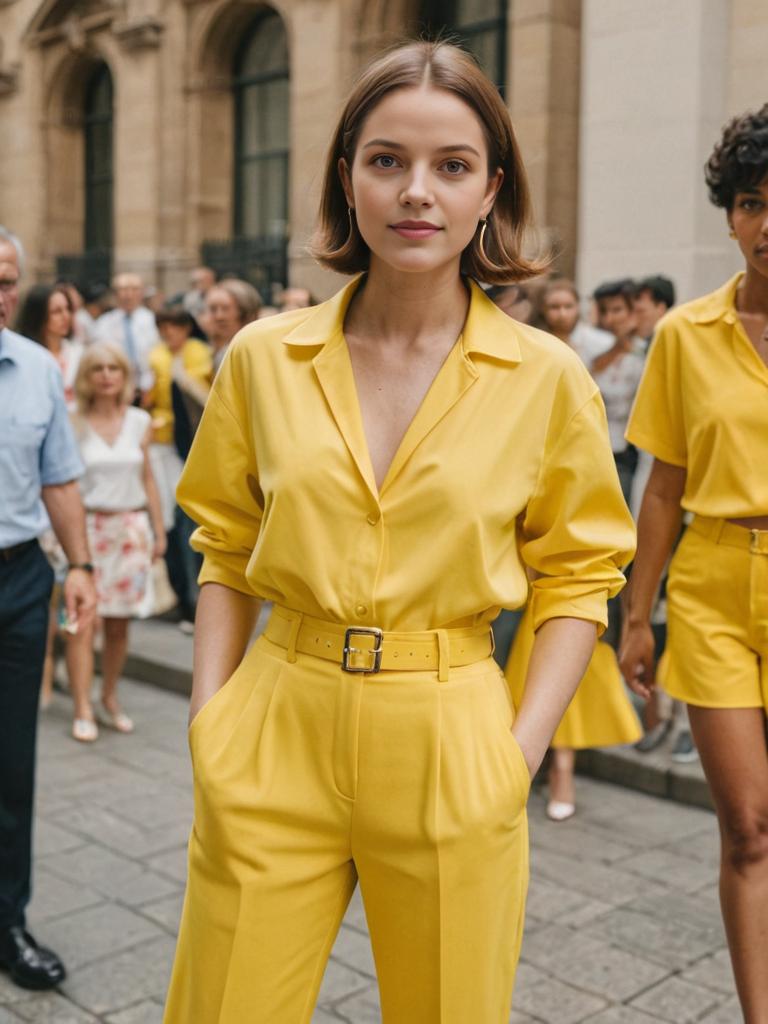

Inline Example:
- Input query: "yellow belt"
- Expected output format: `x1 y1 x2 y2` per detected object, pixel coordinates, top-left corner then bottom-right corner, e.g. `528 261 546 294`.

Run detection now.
690 515 768 554
264 606 495 679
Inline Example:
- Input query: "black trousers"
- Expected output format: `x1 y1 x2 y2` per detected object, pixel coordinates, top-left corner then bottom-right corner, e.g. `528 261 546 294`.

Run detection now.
0 543 53 930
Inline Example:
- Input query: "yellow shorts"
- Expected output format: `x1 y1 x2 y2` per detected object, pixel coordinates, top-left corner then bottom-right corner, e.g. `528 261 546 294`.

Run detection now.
662 516 768 709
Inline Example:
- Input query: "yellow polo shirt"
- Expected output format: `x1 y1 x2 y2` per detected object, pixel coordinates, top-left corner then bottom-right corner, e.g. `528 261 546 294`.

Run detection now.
148 339 213 444
626 273 768 518
177 277 635 633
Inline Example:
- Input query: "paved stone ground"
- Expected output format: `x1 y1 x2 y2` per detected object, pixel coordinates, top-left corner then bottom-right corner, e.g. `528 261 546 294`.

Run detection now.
0 678 738 1024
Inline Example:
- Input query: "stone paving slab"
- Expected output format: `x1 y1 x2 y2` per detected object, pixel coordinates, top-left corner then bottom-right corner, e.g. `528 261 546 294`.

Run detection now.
0 677 736 1023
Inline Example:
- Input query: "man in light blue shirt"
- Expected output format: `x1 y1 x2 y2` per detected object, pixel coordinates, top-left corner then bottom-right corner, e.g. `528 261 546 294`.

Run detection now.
0 243 96 991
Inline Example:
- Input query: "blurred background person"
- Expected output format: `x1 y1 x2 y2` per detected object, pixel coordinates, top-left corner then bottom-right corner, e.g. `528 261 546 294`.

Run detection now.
182 266 217 320
590 278 645 505
633 274 676 342
509 276 642 819
96 272 158 396
75 283 112 347
148 307 213 631
539 278 612 364
205 278 262 373
279 286 315 312
506 602 641 820
15 284 81 411
487 282 532 323
68 343 165 742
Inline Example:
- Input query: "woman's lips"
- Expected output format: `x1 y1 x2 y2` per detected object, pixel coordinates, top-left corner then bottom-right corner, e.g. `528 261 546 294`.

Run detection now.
390 222 442 240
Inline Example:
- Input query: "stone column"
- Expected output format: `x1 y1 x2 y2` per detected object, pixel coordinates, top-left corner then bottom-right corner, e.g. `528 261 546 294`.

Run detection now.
577 0 739 303
508 0 582 276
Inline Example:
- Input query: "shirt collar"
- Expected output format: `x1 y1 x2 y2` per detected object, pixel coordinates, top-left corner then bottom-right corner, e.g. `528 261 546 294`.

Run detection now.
282 275 522 364
690 272 744 325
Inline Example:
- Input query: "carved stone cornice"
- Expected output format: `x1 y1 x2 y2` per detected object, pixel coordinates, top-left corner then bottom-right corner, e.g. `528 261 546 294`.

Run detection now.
113 16 164 51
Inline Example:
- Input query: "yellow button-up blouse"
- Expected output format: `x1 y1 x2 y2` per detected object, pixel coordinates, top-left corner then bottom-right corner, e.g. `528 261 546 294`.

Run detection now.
626 273 768 518
177 277 635 633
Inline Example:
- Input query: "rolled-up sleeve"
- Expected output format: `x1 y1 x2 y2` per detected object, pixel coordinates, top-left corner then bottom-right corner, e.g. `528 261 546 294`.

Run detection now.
519 389 636 633
176 345 262 596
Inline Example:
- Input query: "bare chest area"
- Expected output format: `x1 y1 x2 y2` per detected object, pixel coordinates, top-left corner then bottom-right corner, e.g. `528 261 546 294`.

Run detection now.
347 338 456 491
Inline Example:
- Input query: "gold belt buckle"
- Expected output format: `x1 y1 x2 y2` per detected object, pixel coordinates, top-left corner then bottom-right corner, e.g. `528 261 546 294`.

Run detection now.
750 529 768 555
342 627 384 674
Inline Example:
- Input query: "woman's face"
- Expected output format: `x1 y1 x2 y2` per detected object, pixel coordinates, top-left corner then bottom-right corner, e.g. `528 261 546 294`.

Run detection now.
47 290 72 342
89 357 125 402
543 288 580 338
205 287 242 345
159 322 190 352
341 85 502 277
729 177 768 280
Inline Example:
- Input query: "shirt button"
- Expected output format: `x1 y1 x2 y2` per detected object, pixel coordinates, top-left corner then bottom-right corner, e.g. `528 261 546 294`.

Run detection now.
355 604 368 618
366 511 380 525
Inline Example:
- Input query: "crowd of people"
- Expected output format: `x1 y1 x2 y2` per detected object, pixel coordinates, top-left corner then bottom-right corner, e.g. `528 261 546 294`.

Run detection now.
5 256 313 741
0 46 765 1022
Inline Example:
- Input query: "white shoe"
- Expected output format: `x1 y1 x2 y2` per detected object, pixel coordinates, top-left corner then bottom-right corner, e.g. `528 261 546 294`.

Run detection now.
72 718 98 743
546 800 576 822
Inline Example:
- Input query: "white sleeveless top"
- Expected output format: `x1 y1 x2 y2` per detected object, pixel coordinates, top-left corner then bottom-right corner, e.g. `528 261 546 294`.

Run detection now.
77 406 150 511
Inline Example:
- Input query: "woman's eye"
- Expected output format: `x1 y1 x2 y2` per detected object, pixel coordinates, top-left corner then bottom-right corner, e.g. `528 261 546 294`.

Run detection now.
738 198 761 211
373 155 399 169
441 160 467 175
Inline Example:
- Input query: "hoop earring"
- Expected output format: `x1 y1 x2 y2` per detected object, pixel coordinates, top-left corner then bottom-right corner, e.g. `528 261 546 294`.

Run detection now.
346 207 356 246
478 218 489 261
729 228 737 239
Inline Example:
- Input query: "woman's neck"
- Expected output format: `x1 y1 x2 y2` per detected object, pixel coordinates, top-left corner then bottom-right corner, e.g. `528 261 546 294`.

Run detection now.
45 333 63 355
346 260 469 349
90 396 121 418
737 264 768 316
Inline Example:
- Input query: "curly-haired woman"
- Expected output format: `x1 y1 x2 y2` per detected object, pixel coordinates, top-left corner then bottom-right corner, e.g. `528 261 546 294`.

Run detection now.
621 104 768 1020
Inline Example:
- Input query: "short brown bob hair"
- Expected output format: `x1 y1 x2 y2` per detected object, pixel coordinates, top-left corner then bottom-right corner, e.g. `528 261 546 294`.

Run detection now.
312 40 546 285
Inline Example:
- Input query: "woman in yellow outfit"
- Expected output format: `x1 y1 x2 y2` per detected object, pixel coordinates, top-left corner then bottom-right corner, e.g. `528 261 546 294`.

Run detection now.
506 605 641 821
621 105 768 1022
163 42 635 1024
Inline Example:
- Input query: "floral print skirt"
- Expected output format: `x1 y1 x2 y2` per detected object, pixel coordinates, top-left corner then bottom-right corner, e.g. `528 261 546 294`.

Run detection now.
87 510 153 618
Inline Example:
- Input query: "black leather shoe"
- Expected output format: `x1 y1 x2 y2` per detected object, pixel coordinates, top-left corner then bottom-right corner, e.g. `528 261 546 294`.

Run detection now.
0 926 66 990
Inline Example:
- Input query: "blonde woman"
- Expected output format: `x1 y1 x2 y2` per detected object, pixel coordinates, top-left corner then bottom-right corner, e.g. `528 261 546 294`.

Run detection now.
67 344 166 741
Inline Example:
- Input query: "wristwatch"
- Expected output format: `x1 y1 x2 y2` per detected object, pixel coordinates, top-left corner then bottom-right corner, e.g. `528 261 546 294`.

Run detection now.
68 562 95 573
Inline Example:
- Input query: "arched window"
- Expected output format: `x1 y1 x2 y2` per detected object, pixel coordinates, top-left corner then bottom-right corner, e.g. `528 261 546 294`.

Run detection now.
233 10 290 240
84 63 113 257
420 0 507 93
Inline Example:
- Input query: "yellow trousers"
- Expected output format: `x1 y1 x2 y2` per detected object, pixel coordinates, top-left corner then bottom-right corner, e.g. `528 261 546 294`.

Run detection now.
163 613 530 1023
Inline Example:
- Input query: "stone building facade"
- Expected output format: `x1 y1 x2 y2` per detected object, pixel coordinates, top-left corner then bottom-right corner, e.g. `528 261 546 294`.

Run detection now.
0 0 765 302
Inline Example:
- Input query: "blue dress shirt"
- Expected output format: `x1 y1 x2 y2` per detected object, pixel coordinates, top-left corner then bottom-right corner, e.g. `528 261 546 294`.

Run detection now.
0 329 84 546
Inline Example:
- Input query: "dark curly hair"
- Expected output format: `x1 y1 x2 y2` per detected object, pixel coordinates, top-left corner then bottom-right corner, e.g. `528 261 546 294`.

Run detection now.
705 103 768 210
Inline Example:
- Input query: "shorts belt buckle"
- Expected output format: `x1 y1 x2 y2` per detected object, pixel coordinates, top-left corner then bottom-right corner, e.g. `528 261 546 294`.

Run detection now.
342 627 384 674
750 529 768 555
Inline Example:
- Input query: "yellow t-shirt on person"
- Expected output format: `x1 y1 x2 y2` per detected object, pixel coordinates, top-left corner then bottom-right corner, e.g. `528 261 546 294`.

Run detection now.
625 273 768 519
147 339 213 445
176 277 635 633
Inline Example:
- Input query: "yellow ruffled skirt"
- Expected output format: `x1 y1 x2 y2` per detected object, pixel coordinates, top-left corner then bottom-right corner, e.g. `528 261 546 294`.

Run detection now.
504 606 642 750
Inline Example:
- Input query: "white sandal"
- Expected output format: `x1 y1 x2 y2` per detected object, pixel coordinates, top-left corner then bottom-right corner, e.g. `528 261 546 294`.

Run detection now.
72 718 98 743
97 705 134 734
546 800 576 822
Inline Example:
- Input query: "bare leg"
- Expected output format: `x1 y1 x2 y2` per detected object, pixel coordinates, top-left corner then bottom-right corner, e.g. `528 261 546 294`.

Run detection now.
688 706 768 1023
66 619 95 721
100 617 129 713
547 748 576 819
